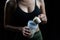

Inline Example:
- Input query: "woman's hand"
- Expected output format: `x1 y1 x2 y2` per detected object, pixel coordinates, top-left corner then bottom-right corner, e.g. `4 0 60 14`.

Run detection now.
38 14 47 24
22 26 32 37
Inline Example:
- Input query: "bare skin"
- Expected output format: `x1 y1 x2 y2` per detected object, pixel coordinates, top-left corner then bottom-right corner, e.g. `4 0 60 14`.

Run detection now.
4 0 47 37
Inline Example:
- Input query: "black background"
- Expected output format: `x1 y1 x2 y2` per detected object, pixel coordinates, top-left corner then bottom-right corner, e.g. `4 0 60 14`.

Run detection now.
0 0 56 40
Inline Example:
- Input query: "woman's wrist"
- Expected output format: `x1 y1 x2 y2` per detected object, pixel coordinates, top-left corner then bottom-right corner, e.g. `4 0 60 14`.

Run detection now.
18 27 23 32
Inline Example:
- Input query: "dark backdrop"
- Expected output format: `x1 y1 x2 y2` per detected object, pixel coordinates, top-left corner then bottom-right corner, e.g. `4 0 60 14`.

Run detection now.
0 0 6 40
0 0 56 40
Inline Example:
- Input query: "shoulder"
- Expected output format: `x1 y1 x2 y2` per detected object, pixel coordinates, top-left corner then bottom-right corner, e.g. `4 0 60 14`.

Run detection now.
37 0 45 6
36 0 42 5
5 0 17 7
37 0 45 4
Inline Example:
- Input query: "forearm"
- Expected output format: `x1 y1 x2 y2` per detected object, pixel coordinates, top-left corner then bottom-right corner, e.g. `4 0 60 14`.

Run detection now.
38 0 47 24
4 25 23 31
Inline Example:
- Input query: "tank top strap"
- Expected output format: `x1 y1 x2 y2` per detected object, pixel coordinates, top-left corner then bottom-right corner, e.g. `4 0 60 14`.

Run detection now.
35 0 38 8
35 0 36 5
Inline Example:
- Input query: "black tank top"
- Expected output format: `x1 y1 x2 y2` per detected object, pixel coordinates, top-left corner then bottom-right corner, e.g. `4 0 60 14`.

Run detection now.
10 0 41 27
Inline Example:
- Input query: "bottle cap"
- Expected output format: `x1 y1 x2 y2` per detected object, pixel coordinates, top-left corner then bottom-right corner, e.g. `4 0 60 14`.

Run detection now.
33 17 41 24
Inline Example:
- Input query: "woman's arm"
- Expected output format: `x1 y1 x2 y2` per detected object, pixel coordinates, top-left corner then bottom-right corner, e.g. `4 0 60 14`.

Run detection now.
4 0 22 31
40 0 46 14
38 0 47 24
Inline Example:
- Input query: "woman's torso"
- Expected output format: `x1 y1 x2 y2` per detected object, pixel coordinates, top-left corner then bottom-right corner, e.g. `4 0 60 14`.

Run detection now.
9 0 41 27
5 0 42 40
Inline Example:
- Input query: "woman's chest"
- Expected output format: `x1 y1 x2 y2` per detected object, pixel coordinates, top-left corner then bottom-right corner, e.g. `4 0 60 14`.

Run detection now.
18 0 40 13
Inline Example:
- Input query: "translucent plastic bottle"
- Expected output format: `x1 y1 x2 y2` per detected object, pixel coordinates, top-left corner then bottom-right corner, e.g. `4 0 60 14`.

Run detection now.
27 17 41 38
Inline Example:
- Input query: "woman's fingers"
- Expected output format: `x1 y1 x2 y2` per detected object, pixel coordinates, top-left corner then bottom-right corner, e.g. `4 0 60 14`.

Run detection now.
22 27 32 37
25 30 31 33
38 14 47 23
24 31 31 35
23 30 31 37
23 32 27 37
24 29 31 35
